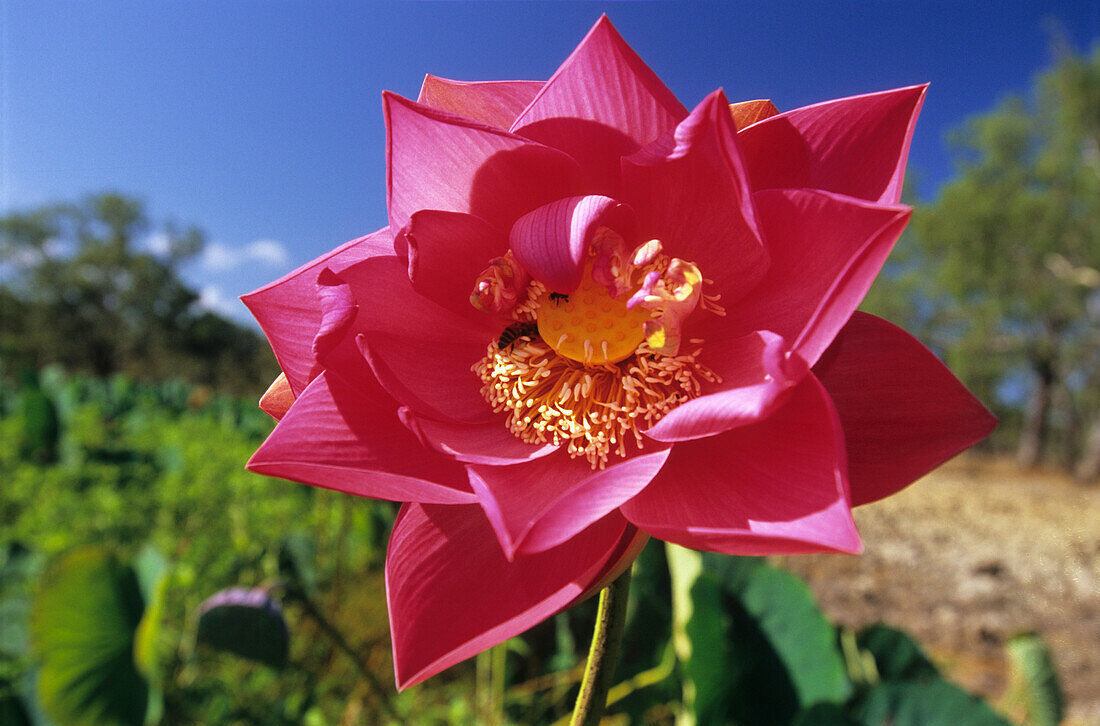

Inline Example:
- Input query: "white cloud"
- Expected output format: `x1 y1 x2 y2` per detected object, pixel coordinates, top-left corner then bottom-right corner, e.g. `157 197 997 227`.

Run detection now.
200 239 289 272
196 284 244 318
144 231 172 256
201 242 239 272
245 239 289 267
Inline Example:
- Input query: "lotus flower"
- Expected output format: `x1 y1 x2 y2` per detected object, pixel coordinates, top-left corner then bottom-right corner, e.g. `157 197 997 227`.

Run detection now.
243 16 995 688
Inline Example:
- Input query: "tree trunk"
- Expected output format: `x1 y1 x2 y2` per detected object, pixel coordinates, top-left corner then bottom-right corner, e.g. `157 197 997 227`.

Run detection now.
1017 361 1054 468
1075 409 1100 483
1054 384 1081 469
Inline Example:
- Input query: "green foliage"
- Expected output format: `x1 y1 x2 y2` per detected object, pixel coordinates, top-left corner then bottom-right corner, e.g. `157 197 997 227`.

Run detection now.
277 532 319 598
1006 631 1064 726
16 384 60 465
697 553 851 725
855 680 1011 726
0 543 42 725
667 545 732 725
793 703 861 726
661 549 861 725
0 371 1036 724
655 552 1014 726
728 562 853 709
30 548 149 726
2 371 414 723
0 693 33 726
855 624 939 683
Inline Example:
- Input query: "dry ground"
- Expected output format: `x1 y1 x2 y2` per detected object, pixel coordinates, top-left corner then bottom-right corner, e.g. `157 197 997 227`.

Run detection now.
783 457 1099 726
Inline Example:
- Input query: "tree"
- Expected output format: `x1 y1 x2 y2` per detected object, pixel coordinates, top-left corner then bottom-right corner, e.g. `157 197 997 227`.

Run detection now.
0 192 275 392
912 45 1100 471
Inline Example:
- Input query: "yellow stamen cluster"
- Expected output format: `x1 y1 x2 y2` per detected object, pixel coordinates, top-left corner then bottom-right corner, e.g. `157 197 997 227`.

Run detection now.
473 336 719 469
511 279 546 321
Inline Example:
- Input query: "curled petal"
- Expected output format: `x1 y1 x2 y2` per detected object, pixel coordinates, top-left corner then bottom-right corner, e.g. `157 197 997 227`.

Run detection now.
736 188 911 366
467 447 671 558
738 84 927 204
632 259 704 356
512 15 687 193
509 195 636 293
241 230 393 395
247 371 474 504
623 375 861 555
814 312 997 506
313 268 359 362
468 251 529 318
387 504 636 688
385 92 581 236
417 76 544 129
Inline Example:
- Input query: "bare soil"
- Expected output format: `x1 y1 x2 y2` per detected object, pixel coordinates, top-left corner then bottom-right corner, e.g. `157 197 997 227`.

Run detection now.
783 457 1099 726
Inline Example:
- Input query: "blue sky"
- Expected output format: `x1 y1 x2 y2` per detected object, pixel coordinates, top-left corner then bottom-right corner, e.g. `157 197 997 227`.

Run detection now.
2 1 1097 324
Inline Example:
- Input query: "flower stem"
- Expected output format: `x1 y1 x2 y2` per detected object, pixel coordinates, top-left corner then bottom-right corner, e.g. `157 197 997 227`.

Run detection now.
570 566 633 726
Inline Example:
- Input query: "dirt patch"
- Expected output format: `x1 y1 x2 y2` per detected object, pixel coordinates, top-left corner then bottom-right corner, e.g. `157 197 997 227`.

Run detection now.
782 457 1100 725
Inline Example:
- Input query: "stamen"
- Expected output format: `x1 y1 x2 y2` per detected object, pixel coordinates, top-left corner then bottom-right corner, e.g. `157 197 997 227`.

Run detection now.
473 338 717 469
512 279 546 321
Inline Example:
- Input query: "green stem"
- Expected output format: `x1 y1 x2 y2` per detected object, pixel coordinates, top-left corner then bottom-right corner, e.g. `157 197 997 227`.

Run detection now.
569 566 633 726
491 641 507 722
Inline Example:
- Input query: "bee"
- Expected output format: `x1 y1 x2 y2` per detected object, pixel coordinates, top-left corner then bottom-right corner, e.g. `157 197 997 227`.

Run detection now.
548 292 570 305
497 321 539 350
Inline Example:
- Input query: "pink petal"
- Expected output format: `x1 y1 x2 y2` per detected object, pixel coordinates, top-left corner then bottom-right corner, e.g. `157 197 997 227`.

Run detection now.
385 92 581 235
247 371 475 505
467 447 671 559
579 527 650 600
738 84 927 204
313 268 359 362
813 312 997 506
736 188 911 366
336 255 497 424
398 408 557 466
621 376 862 555
417 76 544 129
241 230 393 395
396 210 508 323
644 330 808 442
621 89 767 307
511 15 687 194
509 195 635 293
387 504 634 688
259 372 294 421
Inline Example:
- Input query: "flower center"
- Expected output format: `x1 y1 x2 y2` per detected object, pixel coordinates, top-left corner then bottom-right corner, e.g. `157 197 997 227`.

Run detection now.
535 270 651 366
473 337 717 468
469 234 723 469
